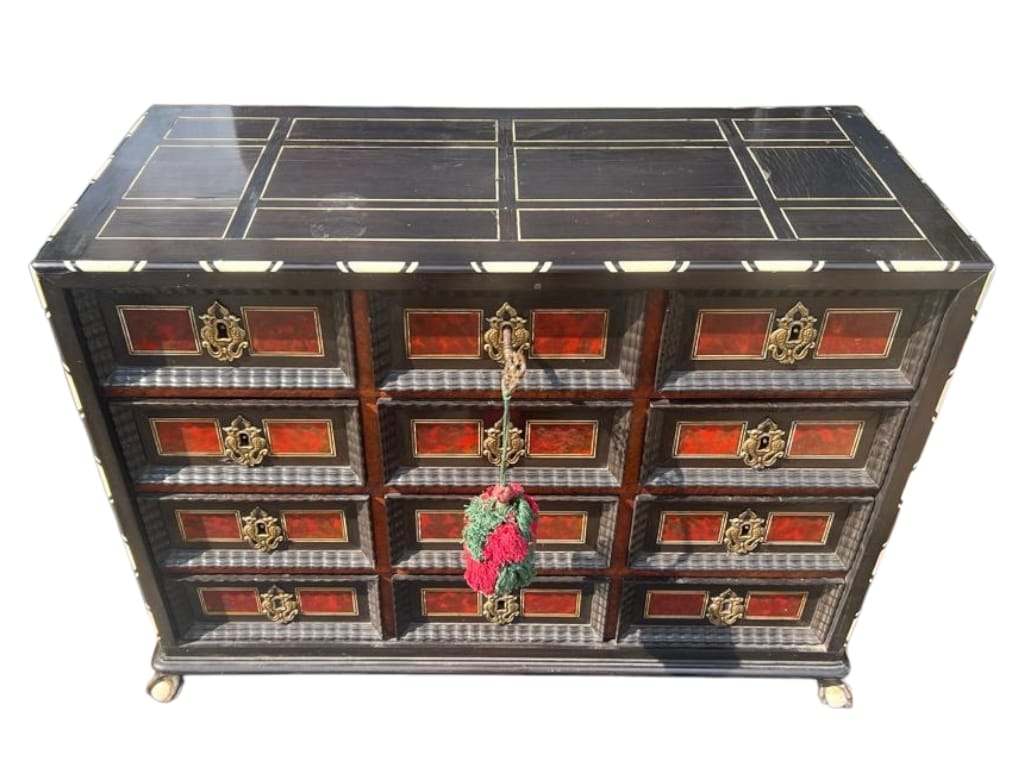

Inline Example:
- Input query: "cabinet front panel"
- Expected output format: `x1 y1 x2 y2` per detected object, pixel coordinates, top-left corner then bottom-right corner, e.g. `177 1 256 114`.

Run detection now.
629 495 872 571
394 577 608 644
167 577 383 644
76 289 356 391
379 401 631 488
111 399 363 489
369 290 645 391
643 402 905 493
657 290 946 396
386 494 617 569
141 494 374 570
618 580 841 648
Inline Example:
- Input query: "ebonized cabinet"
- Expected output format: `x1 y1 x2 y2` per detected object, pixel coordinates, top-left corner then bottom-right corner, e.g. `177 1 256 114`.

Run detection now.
31 105 992 706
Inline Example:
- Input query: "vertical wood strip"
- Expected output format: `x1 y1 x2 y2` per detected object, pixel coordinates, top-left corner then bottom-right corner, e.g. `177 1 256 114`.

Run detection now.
350 289 397 638
603 288 667 640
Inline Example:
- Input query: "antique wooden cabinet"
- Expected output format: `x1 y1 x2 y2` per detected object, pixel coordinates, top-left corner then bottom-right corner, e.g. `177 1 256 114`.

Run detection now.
30 105 992 706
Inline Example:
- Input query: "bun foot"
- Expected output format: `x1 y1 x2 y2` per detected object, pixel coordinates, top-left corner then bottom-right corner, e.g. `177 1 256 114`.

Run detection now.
817 678 853 709
147 673 183 703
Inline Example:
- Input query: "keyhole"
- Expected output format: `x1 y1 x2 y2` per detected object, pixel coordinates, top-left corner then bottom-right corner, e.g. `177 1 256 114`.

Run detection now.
740 523 750 536
787 321 802 342
256 522 266 535
215 320 229 341
237 432 250 448
758 435 770 451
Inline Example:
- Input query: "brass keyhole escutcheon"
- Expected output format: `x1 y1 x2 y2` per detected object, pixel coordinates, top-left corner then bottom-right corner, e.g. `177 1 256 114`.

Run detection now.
767 302 818 364
483 419 525 467
259 585 299 624
484 302 530 366
199 301 249 362
724 509 766 554
739 419 787 470
706 588 745 627
241 508 284 553
482 593 520 625
223 416 269 467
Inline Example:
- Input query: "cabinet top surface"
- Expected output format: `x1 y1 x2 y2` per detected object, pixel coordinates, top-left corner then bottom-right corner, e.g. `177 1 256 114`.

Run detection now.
33 105 992 275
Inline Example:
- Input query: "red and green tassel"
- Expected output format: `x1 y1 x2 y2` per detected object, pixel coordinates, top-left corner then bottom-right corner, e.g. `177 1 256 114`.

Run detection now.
461 483 538 597
461 316 536 622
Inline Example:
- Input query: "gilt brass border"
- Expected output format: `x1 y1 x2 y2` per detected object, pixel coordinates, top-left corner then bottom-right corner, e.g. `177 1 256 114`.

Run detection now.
150 417 225 457
525 420 599 459
528 309 610 360
764 511 835 546
410 419 484 459
643 589 710 619
197 587 260 616
117 304 201 356
814 308 903 359
280 510 349 543
240 306 326 358
520 589 583 619
420 588 482 617
414 509 466 543
690 308 775 360
295 587 359 616
262 419 337 458
671 421 748 459
535 510 589 545
743 591 809 622
785 421 865 460
174 509 243 543
655 511 728 545
403 308 483 359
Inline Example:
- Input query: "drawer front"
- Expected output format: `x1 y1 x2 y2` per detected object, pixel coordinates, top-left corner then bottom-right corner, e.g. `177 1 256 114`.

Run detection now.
618 580 841 648
369 290 645 391
629 495 872 571
394 577 608 644
111 399 363 489
75 289 355 390
657 290 945 395
141 494 374 570
386 494 617 569
167 576 382 644
643 402 905 492
379 401 631 488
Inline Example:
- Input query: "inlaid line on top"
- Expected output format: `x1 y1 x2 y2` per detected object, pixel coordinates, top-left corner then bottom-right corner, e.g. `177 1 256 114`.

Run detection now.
260 145 500 202
243 207 501 242
123 145 266 201
514 145 758 202
163 116 279 142
748 145 897 201
732 117 851 143
512 119 726 143
286 117 499 143
515 207 776 242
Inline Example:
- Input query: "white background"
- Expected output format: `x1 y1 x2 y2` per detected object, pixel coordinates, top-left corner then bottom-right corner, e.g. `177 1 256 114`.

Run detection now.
2 2 1018 765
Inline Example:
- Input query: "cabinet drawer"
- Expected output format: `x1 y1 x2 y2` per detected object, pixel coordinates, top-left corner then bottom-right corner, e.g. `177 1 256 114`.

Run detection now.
642 402 905 493
657 290 945 396
74 289 355 392
368 290 645 391
167 576 382 644
111 400 363 490
379 400 631 488
141 494 373 571
386 494 617 569
394 577 608 644
618 579 841 648
629 495 872 572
